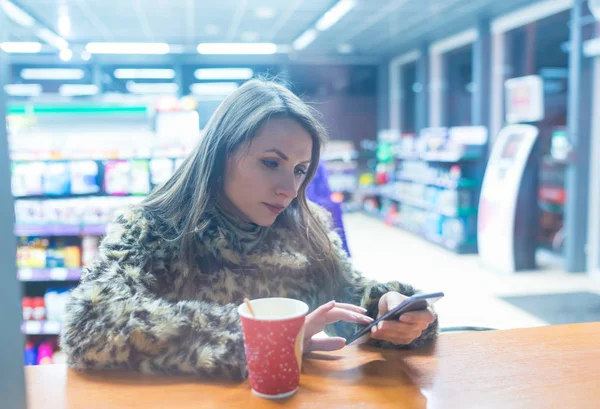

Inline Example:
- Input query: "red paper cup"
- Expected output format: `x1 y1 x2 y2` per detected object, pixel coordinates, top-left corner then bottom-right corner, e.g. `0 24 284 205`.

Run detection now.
238 298 308 399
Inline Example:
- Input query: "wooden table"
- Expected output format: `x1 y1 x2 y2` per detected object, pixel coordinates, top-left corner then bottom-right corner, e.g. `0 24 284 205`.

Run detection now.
26 323 600 409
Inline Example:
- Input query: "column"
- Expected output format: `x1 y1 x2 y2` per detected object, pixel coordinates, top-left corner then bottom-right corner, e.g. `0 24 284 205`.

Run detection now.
565 0 590 272
0 5 27 408
415 43 429 132
472 18 491 128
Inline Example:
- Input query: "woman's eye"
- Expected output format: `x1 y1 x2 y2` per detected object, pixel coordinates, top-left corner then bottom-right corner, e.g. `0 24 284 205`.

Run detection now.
295 167 307 176
262 159 278 169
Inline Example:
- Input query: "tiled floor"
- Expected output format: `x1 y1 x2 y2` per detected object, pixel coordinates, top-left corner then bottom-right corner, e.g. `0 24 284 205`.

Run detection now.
343 213 600 331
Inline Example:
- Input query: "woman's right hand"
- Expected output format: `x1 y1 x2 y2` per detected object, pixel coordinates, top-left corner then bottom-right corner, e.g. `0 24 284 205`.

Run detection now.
303 300 373 353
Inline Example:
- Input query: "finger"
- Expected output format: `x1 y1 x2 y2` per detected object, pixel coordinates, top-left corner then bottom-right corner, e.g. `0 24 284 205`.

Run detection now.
307 336 346 353
324 308 374 326
334 302 368 314
371 321 422 344
312 300 336 315
399 309 436 325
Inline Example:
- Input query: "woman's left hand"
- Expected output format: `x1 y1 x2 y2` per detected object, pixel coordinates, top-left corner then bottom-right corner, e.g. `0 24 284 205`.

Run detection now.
370 291 436 345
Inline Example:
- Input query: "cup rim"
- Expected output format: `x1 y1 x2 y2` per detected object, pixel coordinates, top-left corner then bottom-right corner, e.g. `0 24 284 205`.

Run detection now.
238 297 309 321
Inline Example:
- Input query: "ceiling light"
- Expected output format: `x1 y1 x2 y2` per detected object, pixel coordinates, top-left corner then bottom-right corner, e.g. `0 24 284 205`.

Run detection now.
241 31 260 42
1 1 35 27
80 51 91 61
197 43 277 55
255 7 275 19
59 84 99 96
293 29 318 50
315 0 356 31
21 68 85 80
4 84 43 97
86 42 170 55
0 42 42 53
255 7 275 20
114 68 176 79
190 82 239 95
126 82 178 94
194 68 253 80
337 43 353 54
58 12 71 37
59 49 72 61
36 28 69 50
205 24 220 36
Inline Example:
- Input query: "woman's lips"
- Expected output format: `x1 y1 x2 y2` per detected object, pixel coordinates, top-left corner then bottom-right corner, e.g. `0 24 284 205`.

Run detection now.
263 203 285 214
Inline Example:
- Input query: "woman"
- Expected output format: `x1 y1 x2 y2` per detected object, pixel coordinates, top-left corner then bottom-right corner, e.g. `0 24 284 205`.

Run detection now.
60 79 437 380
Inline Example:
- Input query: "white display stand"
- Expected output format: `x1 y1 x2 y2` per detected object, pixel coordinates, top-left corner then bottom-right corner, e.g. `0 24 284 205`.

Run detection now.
478 124 539 273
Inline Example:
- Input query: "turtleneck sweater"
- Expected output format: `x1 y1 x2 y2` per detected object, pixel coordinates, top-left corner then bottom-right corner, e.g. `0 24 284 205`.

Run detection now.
60 203 438 379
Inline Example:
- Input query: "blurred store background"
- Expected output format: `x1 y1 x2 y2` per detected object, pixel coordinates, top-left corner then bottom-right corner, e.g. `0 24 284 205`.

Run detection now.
1 0 600 369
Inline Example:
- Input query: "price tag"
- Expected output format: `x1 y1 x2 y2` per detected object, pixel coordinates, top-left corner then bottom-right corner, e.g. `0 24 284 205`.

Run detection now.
50 268 68 281
24 320 42 335
18 268 34 281
44 321 61 334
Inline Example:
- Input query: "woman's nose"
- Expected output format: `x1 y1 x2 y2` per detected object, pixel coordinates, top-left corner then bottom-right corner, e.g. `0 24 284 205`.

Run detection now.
275 174 298 199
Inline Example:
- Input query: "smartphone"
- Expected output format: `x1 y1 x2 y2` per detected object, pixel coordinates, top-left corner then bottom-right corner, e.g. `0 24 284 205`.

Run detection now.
345 292 444 346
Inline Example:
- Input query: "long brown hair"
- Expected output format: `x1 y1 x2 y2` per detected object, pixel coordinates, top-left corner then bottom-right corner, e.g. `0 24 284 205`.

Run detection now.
142 78 342 288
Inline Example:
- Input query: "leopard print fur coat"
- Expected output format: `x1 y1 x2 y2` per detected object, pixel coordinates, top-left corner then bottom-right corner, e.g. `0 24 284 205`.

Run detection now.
60 204 438 380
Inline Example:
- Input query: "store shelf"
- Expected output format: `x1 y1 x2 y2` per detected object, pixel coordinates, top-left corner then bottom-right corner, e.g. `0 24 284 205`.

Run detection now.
363 212 477 254
419 152 481 162
21 320 61 335
379 193 477 218
18 267 82 281
396 174 479 190
395 152 481 162
15 224 107 237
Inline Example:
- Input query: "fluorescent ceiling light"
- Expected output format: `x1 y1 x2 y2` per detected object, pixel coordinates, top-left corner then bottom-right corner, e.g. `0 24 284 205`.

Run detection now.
197 43 277 55
190 82 239 95
59 49 72 61
315 0 356 31
255 7 275 19
36 28 69 50
337 43 354 54
1 1 35 27
58 11 71 37
194 68 253 80
86 42 170 55
293 29 318 50
114 68 176 79
0 42 42 53
4 84 43 97
59 84 99 96
21 68 85 80
126 82 178 94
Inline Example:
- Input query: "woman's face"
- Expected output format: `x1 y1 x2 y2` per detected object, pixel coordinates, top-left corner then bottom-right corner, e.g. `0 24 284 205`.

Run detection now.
223 117 313 226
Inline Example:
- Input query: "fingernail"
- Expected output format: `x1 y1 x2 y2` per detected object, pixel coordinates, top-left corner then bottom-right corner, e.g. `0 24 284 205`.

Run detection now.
371 326 377 333
359 307 367 313
378 322 383 330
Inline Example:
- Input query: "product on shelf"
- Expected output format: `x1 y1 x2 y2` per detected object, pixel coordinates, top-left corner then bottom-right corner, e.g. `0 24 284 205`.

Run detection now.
24 341 37 366
150 158 175 186
32 297 46 321
17 237 82 269
130 160 151 195
69 161 101 195
36 341 54 365
15 196 144 231
11 161 45 197
104 160 131 195
22 297 33 321
82 236 100 267
43 162 71 196
44 288 71 322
